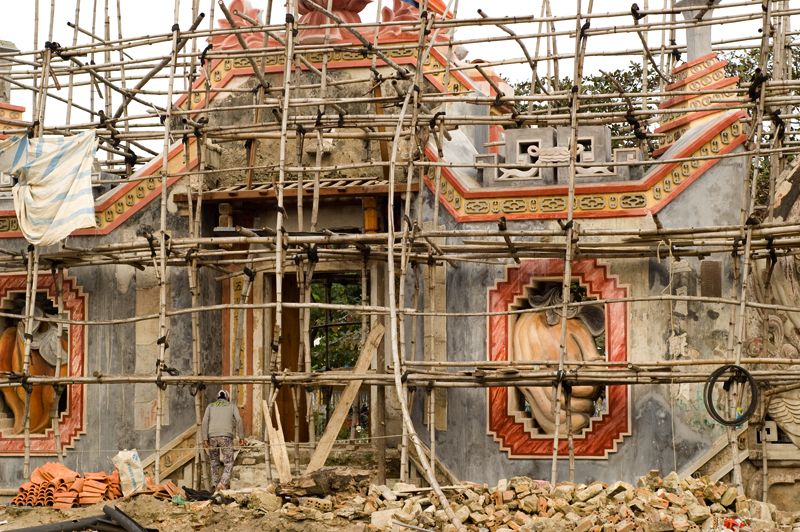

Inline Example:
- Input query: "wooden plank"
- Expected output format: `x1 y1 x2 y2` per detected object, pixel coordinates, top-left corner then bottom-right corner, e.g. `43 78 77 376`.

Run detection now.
263 399 292 483
141 425 197 480
304 324 385 475
173 182 417 204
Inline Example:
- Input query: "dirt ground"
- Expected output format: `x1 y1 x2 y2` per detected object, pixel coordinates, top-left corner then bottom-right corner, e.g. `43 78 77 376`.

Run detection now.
0 496 364 531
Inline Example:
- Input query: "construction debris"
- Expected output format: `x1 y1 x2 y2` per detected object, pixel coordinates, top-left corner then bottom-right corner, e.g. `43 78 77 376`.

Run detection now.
6 468 800 531
275 467 372 499
242 469 800 531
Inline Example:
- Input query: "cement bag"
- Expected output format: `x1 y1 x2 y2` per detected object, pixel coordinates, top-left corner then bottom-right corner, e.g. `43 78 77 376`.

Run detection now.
112 449 145 496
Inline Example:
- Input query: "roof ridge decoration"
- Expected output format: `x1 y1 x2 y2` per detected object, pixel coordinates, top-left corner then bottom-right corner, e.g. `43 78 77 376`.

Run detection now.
210 0 264 51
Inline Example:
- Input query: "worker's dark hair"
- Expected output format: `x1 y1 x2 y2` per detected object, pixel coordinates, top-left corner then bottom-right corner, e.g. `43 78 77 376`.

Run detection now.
218 389 229 401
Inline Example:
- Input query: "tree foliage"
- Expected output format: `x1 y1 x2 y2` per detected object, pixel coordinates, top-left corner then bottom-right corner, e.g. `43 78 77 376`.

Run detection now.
310 278 362 371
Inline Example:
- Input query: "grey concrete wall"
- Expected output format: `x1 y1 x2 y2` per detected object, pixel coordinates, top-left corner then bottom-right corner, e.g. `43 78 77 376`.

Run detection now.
0 199 222 487
409 148 745 486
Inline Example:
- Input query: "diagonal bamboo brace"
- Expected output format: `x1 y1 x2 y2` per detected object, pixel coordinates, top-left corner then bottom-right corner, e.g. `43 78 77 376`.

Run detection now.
304 323 385 475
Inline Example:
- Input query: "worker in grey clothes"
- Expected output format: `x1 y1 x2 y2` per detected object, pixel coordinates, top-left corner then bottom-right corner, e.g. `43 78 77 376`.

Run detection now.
201 389 244 491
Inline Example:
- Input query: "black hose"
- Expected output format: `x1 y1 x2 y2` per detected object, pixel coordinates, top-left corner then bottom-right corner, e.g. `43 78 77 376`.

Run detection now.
703 364 758 426
102 506 148 532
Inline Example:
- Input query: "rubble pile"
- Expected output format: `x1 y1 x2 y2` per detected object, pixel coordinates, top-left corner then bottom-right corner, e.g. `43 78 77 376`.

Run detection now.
10 463 122 509
254 469 798 531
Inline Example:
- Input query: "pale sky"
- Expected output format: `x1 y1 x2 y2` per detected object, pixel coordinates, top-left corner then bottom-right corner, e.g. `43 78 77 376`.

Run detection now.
0 0 782 128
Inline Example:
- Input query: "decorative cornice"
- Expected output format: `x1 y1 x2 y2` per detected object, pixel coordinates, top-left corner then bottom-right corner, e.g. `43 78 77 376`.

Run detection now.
425 53 748 222
425 111 746 221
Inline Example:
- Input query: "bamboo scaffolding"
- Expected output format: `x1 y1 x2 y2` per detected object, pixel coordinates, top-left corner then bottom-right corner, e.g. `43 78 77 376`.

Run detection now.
0 0 798 515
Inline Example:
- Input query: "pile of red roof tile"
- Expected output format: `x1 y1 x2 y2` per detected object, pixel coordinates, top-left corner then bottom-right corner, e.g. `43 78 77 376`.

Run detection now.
142 478 182 501
10 462 122 509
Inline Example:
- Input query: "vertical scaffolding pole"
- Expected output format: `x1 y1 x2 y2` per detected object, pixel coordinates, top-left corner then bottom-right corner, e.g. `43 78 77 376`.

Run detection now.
550 0 590 488
49 264 65 463
21 247 40 479
154 0 182 484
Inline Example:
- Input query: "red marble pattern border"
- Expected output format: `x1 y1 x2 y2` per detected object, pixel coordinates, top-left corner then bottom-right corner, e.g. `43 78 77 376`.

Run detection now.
487 259 629 458
0 274 86 455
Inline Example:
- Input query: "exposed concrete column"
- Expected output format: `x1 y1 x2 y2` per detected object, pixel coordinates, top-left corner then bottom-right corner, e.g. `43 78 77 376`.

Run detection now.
675 0 721 61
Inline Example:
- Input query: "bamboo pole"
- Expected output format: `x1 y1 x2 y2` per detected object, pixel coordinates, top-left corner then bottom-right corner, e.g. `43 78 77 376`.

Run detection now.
550 0 590 489
48 264 65 463
154 0 182 484
21 247 40 479
383 0 461 524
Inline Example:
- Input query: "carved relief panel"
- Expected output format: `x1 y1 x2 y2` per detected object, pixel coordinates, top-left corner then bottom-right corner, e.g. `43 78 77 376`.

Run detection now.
487 259 629 458
0 274 85 455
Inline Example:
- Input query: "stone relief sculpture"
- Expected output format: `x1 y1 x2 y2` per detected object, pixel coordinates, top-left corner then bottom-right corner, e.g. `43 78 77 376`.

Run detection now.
511 286 605 435
0 305 68 434
749 160 800 447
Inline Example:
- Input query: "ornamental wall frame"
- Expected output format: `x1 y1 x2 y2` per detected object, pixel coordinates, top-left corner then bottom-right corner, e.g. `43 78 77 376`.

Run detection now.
486 259 631 459
0 272 87 455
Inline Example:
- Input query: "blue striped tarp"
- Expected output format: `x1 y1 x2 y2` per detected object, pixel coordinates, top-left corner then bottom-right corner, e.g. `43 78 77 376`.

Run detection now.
0 131 97 246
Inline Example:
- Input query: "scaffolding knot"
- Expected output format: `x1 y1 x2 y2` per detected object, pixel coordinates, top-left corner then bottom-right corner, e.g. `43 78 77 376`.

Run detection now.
27 121 39 139
766 236 777 265
557 219 574 231
185 247 198 264
193 117 207 139
511 109 525 128
770 109 785 142
630 3 646 21
748 68 768 102
156 336 169 349
200 44 213 67
23 332 34 341
243 266 256 281
731 237 742 257
670 40 681 63
161 363 180 377
306 245 319 264
555 368 567 388
171 23 180 32
124 148 138 167
189 382 206 397
356 242 370 259
429 111 446 130
44 41 63 55
401 369 410 384
580 20 591 40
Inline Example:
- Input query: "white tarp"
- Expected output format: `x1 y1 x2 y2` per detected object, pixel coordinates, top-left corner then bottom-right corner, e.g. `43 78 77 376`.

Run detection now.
0 130 97 246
